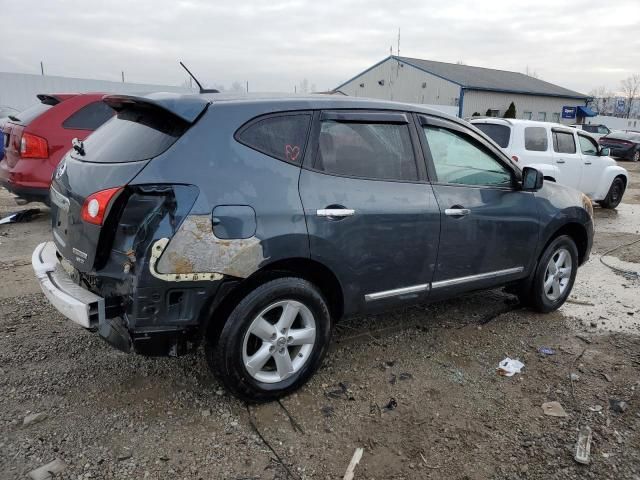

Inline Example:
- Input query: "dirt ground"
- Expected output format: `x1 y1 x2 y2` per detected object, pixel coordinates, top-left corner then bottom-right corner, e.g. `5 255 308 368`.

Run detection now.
1 162 639 480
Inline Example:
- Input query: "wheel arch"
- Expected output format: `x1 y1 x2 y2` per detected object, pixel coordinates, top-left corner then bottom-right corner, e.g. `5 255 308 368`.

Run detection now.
200 257 344 344
543 222 590 266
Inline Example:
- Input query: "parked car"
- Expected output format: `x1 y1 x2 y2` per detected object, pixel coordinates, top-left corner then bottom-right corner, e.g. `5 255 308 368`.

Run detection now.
570 123 612 139
471 118 628 209
0 106 18 159
33 93 594 401
0 93 114 204
598 131 640 162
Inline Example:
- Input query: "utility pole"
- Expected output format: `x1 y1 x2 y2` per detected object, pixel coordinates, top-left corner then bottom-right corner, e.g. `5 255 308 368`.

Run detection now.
40 61 44 76
397 28 400 57
121 71 125 83
246 80 249 93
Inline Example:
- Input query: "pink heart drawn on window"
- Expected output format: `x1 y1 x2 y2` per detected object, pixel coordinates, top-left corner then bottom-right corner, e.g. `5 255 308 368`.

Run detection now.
285 144 301 162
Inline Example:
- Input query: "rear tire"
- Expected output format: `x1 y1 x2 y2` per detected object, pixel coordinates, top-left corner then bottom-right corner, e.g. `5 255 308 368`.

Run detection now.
206 277 332 402
518 235 579 313
598 177 625 209
632 150 639 162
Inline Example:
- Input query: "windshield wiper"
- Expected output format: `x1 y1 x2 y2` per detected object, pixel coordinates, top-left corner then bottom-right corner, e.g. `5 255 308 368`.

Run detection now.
8 115 19 122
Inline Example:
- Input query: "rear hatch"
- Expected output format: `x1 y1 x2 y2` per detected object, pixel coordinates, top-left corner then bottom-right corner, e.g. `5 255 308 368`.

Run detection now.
50 94 209 272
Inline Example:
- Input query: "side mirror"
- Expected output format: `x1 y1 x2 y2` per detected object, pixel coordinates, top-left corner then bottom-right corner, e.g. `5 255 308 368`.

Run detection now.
599 147 611 157
522 167 543 191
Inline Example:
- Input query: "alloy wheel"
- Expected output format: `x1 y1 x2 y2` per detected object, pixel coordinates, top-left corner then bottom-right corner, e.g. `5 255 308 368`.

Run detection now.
543 248 572 301
242 300 316 384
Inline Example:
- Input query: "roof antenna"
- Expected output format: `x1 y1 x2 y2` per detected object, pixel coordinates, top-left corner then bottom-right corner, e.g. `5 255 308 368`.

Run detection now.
179 61 220 94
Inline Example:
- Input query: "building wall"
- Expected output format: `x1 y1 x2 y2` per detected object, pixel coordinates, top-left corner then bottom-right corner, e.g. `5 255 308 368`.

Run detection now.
462 90 586 124
338 58 461 106
588 115 640 132
0 72 191 111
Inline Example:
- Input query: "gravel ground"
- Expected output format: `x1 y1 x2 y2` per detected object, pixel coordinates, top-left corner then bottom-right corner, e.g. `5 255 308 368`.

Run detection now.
1 162 639 480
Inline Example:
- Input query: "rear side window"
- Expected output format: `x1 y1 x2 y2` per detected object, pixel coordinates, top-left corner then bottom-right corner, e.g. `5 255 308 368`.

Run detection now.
71 105 188 163
11 103 52 125
553 131 577 154
524 127 548 151
473 123 510 148
63 102 114 130
236 114 311 164
315 121 417 181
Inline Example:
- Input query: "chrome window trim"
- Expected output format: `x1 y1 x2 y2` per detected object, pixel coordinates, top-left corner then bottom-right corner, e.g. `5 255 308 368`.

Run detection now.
364 283 430 301
431 267 524 289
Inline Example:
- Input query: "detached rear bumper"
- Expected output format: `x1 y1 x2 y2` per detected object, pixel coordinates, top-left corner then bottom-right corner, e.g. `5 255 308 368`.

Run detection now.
31 241 104 328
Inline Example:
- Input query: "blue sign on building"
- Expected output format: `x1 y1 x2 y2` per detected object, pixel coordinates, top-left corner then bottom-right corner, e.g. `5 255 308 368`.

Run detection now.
561 106 577 119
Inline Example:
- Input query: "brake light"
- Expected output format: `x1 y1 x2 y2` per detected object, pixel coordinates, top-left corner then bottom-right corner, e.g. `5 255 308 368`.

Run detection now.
20 132 49 159
511 155 519 162
81 187 123 225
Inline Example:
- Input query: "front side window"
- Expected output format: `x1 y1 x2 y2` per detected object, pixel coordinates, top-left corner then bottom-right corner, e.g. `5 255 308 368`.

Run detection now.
237 114 311 164
578 135 598 156
63 102 115 130
315 121 417 181
422 126 512 187
553 131 577 154
524 127 548 151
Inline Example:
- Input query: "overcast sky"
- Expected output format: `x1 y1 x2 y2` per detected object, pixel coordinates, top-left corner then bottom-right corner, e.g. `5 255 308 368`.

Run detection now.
1 0 639 95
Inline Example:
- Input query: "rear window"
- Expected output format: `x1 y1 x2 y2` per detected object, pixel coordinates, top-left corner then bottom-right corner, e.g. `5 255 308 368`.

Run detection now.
236 114 311 164
11 103 52 125
71 104 188 163
582 125 598 133
63 102 114 130
524 127 548 151
474 123 511 148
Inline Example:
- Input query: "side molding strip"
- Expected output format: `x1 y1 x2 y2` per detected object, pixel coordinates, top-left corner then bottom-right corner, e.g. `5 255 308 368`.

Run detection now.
431 266 524 289
364 283 430 302
364 266 524 301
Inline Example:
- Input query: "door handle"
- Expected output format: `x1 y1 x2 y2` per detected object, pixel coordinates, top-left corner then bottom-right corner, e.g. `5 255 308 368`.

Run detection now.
317 208 355 218
584 161 592 165
556 159 566 164
445 208 471 217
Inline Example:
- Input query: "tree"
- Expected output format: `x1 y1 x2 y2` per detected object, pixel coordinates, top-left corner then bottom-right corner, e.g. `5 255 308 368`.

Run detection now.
485 108 492 117
503 102 516 118
524 66 540 79
472 112 481 117
620 74 640 118
588 86 614 114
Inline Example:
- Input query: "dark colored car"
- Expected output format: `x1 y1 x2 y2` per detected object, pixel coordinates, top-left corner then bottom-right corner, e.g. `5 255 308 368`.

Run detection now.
1 93 114 203
598 131 640 162
33 93 594 401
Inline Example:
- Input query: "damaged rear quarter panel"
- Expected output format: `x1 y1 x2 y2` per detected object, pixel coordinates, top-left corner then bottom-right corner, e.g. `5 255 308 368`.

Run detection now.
130 101 311 278
154 215 265 278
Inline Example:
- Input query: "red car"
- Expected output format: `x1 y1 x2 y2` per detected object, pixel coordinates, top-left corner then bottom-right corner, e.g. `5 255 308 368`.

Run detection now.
1 93 114 204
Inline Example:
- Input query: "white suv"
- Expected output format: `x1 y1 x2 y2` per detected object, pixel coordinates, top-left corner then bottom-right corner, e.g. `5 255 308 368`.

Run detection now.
470 118 628 209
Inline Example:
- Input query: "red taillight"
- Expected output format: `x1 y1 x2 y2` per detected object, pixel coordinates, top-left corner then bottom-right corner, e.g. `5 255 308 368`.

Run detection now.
81 187 123 225
20 132 49 159
511 155 519 162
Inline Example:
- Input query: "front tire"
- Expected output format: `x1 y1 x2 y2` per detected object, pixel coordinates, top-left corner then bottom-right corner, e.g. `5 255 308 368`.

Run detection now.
598 177 625 209
206 277 332 402
518 235 579 313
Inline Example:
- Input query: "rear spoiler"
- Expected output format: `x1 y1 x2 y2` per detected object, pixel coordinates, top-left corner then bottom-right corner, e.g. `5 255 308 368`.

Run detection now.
36 93 77 105
102 93 210 124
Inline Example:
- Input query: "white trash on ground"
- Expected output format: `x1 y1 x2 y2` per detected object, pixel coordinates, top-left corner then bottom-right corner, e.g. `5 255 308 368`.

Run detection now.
496 358 525 377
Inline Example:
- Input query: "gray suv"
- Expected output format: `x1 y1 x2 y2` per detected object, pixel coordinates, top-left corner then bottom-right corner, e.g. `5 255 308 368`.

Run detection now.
33 93 594 401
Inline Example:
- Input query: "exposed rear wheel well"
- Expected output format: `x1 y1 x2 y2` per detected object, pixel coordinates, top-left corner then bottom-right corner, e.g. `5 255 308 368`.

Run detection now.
615 174 627 190
201 258 344 344
545 223 589 265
